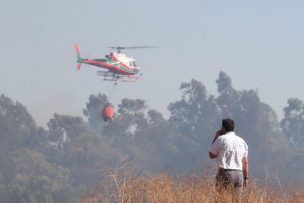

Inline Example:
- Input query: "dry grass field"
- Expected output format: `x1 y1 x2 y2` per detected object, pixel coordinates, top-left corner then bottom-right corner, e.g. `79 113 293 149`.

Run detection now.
83 167 304 203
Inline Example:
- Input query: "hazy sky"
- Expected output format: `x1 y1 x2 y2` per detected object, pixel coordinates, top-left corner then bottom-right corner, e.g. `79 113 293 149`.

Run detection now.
1 0 304 126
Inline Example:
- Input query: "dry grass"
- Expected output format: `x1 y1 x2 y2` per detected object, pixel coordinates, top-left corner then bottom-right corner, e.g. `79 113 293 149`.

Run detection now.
83 165 304 203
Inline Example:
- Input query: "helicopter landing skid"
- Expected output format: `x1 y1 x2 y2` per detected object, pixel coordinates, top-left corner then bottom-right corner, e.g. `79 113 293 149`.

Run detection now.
121 75 139 82
97 71 139 82
97 71 120 81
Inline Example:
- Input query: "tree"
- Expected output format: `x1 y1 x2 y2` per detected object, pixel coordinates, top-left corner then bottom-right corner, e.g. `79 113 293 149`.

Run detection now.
83 93 109 131
216 71 242 118
6 148 73 203
168 79 220 141
167 79 221 171
103 98 148 141
46 112 123 196
281 98 304 153
47 114 86 151
0 94 43 150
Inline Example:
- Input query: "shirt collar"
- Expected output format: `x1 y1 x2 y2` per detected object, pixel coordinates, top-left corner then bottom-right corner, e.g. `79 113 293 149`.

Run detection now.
224 131 235 136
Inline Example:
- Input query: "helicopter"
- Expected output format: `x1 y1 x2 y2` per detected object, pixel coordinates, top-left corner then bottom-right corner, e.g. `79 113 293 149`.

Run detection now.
74 44 151 82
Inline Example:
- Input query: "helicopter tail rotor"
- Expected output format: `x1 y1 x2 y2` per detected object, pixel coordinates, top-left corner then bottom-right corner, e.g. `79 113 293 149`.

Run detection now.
74 44 82 70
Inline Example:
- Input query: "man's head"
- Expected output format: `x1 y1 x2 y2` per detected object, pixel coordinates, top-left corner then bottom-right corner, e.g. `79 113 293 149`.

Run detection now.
222 118 235 132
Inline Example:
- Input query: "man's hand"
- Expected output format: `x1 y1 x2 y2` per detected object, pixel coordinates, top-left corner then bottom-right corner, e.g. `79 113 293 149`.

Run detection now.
217 129 223 135
243 178 248 187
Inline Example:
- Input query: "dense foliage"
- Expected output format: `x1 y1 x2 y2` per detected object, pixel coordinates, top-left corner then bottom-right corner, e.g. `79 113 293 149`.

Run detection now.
0 71 303 202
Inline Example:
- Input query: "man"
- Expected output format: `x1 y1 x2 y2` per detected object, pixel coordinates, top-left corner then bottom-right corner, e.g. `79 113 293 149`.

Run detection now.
209 118 249 203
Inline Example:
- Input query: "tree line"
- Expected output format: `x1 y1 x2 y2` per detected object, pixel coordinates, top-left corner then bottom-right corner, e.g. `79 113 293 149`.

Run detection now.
0 71 303 202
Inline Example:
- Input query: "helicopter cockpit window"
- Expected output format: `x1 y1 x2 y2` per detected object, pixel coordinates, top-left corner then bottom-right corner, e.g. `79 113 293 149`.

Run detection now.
132 61 137 67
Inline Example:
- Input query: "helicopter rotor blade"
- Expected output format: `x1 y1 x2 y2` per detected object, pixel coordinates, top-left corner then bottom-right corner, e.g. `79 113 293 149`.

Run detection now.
124 45 159 49
108 46 158 51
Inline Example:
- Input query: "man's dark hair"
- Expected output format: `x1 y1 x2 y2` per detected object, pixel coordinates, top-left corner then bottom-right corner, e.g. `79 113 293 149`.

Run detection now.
222 118 235 132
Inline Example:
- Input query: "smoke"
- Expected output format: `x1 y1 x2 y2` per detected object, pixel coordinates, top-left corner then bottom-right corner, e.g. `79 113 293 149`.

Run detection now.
27 93 85 127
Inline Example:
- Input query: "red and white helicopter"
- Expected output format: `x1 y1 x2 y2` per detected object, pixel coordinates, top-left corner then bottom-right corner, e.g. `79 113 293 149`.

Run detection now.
74 44 151 82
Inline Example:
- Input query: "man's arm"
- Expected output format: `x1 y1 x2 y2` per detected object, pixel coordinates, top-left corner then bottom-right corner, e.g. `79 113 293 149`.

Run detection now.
242 156 249 186
212 129 223 144
209 130 222 159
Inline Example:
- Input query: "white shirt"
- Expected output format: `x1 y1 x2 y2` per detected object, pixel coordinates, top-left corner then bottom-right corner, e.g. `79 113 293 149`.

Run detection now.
209 131 248 170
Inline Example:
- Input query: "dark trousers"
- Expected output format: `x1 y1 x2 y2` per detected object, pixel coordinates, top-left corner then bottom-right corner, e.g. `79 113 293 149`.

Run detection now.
215 168 243 203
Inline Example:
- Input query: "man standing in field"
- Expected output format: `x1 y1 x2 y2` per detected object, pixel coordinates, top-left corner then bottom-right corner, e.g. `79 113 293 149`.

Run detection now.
209 118 249 203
